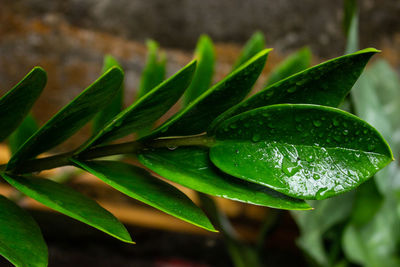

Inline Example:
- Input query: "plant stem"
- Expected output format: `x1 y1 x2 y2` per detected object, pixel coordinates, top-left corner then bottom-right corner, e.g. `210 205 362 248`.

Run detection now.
0 135 214 174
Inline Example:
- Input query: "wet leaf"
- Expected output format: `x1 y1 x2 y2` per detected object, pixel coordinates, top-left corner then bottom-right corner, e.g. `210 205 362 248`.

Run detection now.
210 104 393 200
0 67 46 142
8 67 124 169
138 147 310 210
2 173 133 243
232 31 265 70
143 49 271 139
0 194 48 267
183 35 215 107
79 60 196 151
210 48 378 132
72 160 216 231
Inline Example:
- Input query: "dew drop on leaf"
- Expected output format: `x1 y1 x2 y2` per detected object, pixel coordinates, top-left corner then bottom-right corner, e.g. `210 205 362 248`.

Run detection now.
313 120 322 127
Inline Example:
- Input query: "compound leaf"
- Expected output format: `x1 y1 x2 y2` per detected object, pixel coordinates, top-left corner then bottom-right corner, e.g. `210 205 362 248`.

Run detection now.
210 48 378 132
138 146 311 210
0 194 48 267
0 67 46 142
2 173 133 243
143 49 271 139
8 67 124 169
72 160 216 232
209 104 393 200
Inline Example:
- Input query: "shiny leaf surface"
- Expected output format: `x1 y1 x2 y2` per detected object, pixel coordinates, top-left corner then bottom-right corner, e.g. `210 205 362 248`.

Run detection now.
138 147 310 210
210 104 393 200
0 67 46 142
72 159 216 231
2 173 133 243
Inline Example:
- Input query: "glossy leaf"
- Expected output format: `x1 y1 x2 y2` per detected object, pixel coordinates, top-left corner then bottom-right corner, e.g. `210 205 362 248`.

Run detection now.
210 48 378 132
137 40 166 99
8 67 124 169
8 113 38 155
2 173 133 243
0 67 46 142
265 47 311 86
78 60 196 151
138 147 310 210
0 194 48 267
210 104 393 200
232 31 265 71
183 35 215 107
72 160 216 231
92 55 124 135
142 49 271 140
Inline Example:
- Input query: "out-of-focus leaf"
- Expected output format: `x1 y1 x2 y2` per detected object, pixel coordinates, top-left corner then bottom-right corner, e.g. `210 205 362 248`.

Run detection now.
8 114 38 155
183 35 215 107
78 60 196 151
343 0 359 54
92 55 124 135
210 104 393 200
0 67 46 142
142 49 271 139
137 40 166 99
265 47 311 86
2 173 133 243
8 67 124 170
210 48 378 132
72 160 216 232
0 194 48 267
138 147 311 210
232 31 265 70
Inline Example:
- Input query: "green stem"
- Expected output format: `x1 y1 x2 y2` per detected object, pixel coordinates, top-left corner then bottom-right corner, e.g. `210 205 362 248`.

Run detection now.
0 135 214 174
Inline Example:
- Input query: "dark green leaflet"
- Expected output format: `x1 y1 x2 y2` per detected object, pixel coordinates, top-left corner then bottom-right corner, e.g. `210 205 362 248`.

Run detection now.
0 194 48 267
92 55 124 135
0 67 46 142
232 31 265 71
138 147 310 210
7 67 124 169
72 160 216 231
78 60 196 151
210 104 393 200
2 173 133 243
8 114 38 155
183 35 215 107
209 48 378 132
142 49 271 140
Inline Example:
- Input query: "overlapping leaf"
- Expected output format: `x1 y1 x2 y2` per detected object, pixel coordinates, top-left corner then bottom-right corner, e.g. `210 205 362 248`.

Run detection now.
78 60 196 151
138 147 310 210
0 195 48 267
72 160 216 231
142 49 271 139
7 67 124 169
232 31 265 71
2 173 133 243
8 114 38 155
210 104 393 200
210 48 378 132
0 67 46 142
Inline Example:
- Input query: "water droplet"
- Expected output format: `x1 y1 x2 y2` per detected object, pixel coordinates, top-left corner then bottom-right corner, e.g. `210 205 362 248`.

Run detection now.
363 129 368 134
333 117 340 127
287 87 297 93
235 149 239 154
161 127 169 133
343 121 348 127
306 154 314 162
265 90 274 97
321 117 326 121
252 133 261 142
296 124 303 132
262 113 270 118
355 130 360 135
258 120 263 125
167 146 177 151
343 129 349 135
368 144 375 150
296 79 306 86
224 127 229 132
313 173 320 180
281 157 301 177
268 122 275 128
244 122 250 128
313 120 322 127
230 124 238 129
333 135 342 142
327 137 332 143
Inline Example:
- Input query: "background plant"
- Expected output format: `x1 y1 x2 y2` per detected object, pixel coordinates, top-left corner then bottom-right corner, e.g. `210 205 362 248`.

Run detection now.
0 23 393 267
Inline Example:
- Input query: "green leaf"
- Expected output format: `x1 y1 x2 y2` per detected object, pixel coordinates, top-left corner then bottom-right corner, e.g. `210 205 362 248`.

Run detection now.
183 35 215 107
0 194 48 267
142 49 271 140
232 31 265 71
78 60 197 151
265 47 311 86
0 67 46 142
343 0 359 54
2 173 132 243
7 67 124 169
209 48 378 132
210 104 393 200
92 55 124 135
138 147 310 210
72 160 216 232
8 113 38 155
137 40 166 99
